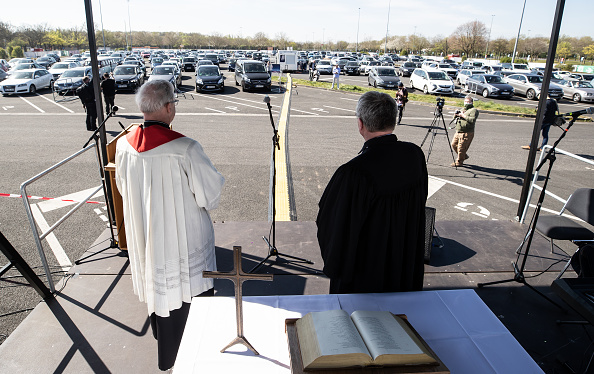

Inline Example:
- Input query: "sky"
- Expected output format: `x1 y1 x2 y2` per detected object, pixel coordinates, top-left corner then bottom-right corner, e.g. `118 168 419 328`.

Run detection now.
1 0 593 45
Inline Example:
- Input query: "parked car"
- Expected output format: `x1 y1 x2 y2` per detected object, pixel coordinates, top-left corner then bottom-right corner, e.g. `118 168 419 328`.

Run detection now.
113 64 144 91
7 62 46 76
367 67 400 89
398 62 417 77
35 56 56 69
437 63 458 79
8 58 33 68
234 60 271 92
344 61 361 75
204 53 220 65
151 57 164 69
0 59 10 72
197 60 214 67
483 65 503 75
465 74 514 99
315 60 333 74
195 65 225 93
361 60 381 75
457 69 485 86
148 65 182 87
182 57 197 72
501 63 532 74
410 68 455 95
228 58 237 71
0 69 8 82
0 68 54 95
48 62 81 80
505 73 564 101
46 53 61 63
561 80 594 102
53 66 93 93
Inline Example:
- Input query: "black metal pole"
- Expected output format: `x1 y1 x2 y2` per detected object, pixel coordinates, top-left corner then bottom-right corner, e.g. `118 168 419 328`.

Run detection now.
517 0 565 219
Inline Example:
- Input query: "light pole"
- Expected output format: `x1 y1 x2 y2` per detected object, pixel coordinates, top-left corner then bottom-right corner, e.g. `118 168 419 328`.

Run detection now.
384 0 391 54
511 0 527 64
127 0 132 50
98 0 106 50
356 8 361 53
485 14 495 59
322 28 325 50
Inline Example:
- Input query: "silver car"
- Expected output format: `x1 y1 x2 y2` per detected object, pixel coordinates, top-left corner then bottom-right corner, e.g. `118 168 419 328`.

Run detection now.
561 80 594 103
505 74 564 101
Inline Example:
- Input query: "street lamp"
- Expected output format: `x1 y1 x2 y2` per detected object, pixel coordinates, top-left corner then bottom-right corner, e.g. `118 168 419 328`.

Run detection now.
322 28 325 50
127 0 132 50
485 14 495 59
356 8 361 53
384 0 391 54
511 0 527 64
98 0 106 50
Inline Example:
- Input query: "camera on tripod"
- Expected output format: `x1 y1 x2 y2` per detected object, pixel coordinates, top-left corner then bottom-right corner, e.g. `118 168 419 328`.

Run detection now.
435 97 445 113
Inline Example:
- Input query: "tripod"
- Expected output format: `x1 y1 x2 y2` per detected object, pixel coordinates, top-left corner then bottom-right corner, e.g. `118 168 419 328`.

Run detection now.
249 96 313 273
420 101 457 167
477 114 583 310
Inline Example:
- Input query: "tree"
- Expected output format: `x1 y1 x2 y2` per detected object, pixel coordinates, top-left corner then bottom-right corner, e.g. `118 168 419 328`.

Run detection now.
450 20 487 58
0 21 14 48
556 41 573 61
583 44 594 64
0 48 8 59
18 24 48 49
335 40 349 51
11 45 23 58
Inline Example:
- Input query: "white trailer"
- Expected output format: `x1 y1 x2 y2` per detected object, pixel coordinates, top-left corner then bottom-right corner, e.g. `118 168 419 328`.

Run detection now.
275 50 298 72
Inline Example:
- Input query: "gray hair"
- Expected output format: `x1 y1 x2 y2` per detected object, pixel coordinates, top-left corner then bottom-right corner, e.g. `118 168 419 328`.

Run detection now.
355 91 397 132
135 80 175 114
464 95 474 103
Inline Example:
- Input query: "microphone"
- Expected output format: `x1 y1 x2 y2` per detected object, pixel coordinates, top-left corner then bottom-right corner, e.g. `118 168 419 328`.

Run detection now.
561 107 594 117
263 95 271 104
111 105 119 114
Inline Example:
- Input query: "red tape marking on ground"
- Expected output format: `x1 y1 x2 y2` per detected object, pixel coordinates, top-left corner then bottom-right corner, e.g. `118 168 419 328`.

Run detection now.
0 193 104 204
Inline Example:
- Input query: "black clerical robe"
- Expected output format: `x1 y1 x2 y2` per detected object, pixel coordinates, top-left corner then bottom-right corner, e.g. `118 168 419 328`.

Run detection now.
316 134 428 294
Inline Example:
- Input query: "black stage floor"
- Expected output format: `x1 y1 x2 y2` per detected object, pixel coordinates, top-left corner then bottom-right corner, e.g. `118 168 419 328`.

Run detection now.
0 220 591 374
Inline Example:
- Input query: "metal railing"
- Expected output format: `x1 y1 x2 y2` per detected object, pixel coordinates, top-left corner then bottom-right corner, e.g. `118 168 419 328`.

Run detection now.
20 143 104 293
520 145 594 224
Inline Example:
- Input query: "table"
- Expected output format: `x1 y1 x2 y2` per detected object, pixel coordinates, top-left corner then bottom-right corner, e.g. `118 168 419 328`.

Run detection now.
174 290 543 374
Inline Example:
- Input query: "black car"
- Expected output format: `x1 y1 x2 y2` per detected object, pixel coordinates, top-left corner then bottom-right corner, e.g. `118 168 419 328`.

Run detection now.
235 60 271 92
36 56 56 68
344 61 361 76
195 65 225 93
113 64 144 91
398 62 416 77
182 57 197 72
228 58 237 71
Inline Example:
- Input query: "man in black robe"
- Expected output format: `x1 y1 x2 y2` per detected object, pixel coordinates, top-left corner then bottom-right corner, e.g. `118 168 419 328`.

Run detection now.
316 91 428 294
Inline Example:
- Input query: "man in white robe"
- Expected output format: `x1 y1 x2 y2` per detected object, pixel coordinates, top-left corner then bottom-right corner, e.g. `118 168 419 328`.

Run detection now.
115 80 224 371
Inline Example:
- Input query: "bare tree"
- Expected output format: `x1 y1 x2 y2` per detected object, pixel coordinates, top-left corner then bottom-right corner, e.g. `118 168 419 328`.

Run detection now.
18 23 49 49
450 20 487 58
0 21 14 48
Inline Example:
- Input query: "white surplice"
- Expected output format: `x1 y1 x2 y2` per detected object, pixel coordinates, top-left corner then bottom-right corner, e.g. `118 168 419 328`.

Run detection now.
115 129 224 317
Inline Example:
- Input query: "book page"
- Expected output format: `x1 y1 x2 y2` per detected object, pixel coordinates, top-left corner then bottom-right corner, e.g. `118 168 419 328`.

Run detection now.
311 309 370 357
351 310 425 359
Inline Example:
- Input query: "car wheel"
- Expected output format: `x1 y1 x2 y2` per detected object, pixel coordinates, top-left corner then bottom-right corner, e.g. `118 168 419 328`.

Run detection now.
241 82 247 92
423 85 429 94
196 85 200 93
482 89 489 98
29 85 36 94
456 78 460 85
573 93 581 102
235 78 239 86
409 79 414 89
526 89 536 100
374 81 377 88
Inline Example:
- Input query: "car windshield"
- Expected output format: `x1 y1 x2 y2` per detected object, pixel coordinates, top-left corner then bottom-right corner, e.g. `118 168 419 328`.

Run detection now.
152 66 174 75
377 68 396 76
14 64 32 70
578 81 593 88
52 63 70 69
370 61 381 66
199 66 220 76
183 58 195 62
12 71 34 79
60 70 85 78
491 66 502 71
428 72 447 80
114 67 136 75
403 63 415 67
346 62 358 66
485 76 504 84
438 64 451 68
318 61 330 65
205 54 218 59
514 64 529 70
244 63 266 73
152 58 163 63
527 75 543 83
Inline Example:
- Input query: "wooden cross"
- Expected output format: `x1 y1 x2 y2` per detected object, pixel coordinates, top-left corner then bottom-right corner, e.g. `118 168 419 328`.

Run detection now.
202 246 273 355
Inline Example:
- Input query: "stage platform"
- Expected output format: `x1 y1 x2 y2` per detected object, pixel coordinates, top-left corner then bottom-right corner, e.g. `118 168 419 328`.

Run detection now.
0 220 590 374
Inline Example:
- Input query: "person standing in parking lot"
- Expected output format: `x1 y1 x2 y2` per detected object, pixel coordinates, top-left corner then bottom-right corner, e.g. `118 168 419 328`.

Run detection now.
76 76 97 131
395 82 408 125
451 96 478 167
100 72 116 115
331 63 341 89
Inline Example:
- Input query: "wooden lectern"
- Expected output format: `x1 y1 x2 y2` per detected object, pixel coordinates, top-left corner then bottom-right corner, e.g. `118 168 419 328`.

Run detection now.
104 124 140 251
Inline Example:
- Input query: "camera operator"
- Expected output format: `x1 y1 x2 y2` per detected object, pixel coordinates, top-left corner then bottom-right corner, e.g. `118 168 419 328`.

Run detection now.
395 82 408 125
450 96 478 167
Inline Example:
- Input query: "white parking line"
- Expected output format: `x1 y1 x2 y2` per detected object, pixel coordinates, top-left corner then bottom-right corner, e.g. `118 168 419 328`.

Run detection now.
205 107 226 113
323 105 356 113
36 93 74 113
30 204 72 270
191 93 279 113
19 95 45 113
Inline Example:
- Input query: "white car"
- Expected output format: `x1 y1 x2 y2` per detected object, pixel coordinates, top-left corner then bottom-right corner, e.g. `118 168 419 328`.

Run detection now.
315 60 333 74
410 68 455 95
0 68 54 95
48 62 81 80
456 69 485 86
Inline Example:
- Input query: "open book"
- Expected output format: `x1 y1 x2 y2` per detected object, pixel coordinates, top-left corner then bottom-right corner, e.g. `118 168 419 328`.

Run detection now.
295 310 438 370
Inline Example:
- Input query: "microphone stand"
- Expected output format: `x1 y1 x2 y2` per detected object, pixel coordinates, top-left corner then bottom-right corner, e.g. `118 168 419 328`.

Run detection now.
77 107 120 263
477 113 583 311
249 97 313 273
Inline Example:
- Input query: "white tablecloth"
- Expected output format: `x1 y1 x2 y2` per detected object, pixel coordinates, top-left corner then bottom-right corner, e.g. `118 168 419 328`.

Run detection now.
174 289 543 374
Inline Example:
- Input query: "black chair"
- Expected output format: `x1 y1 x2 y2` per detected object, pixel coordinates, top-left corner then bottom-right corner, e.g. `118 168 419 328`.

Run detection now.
535 188 594 278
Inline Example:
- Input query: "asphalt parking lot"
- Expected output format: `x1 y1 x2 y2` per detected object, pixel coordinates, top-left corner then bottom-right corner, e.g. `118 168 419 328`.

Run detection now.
0 60 592 345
